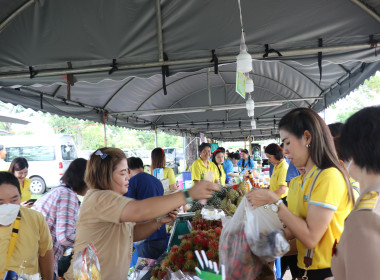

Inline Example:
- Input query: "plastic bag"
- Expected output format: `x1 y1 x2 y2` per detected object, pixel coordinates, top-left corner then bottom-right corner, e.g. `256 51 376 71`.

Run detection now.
162 268 193 280
244 203 290 262
219 197 263 280
73 242 101 280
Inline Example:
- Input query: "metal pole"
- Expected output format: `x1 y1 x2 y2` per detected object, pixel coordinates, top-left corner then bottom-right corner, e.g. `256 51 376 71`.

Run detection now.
0 0 35 32
103 123 107 146
155 0 164 62
0 44 371 80
154 126 158 147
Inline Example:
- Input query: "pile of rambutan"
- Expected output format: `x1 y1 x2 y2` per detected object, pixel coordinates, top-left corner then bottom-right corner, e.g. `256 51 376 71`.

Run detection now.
151 228 222 280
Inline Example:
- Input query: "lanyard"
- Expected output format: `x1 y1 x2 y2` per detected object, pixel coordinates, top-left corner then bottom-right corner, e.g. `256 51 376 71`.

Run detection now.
1 211 21 275
301 166 319 190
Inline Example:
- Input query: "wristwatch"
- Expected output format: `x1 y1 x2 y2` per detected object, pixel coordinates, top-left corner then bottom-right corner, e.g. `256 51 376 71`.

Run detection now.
182 189 193 204
271 199 283 213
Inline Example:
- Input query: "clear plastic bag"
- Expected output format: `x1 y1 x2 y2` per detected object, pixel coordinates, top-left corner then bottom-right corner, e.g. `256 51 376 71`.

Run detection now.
219 197 263 280
73 242 101 280
244 203 290 262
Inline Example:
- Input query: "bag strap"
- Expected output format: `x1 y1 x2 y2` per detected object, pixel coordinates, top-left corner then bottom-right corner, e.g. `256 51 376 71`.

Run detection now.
304 170 322 269
1 211 21 275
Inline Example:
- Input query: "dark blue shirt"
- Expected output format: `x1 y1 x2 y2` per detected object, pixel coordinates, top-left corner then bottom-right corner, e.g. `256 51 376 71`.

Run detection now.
285 157 300 182
124 172 166 241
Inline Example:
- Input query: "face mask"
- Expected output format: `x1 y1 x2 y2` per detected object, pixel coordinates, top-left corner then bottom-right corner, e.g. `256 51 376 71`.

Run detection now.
0 204 20 226
344 160 353 175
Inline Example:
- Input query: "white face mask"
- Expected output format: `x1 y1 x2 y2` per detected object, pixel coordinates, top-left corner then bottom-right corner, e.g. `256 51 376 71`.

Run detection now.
0 204 20 226
344 160 353 175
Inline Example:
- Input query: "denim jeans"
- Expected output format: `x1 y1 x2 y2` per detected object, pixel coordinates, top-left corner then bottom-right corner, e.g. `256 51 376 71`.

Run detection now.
135 238 167 259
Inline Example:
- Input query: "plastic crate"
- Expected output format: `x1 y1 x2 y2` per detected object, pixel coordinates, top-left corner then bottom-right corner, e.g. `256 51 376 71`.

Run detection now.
167 212 194 251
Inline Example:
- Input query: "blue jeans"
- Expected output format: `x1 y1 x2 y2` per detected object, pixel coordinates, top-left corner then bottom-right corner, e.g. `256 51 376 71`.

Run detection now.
135 238 167 259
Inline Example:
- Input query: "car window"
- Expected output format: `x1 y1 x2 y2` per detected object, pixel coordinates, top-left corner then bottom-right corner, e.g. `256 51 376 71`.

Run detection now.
61 145 77 160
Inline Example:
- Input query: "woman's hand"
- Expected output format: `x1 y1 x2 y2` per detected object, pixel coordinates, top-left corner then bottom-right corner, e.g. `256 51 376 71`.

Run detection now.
188 181 220 200
246 189 278 208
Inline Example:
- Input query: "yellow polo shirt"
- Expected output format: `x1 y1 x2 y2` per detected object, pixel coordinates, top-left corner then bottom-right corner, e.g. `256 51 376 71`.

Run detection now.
20 178 31 203
190 158 218 182
164 167 176 185
269 159 289 198
294 165 353 270
0 207 53 278
350 177 360 202
286 175 302 213
214 164 226 186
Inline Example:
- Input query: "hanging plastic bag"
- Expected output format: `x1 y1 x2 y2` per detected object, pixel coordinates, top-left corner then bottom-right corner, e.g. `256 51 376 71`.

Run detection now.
219 197 263 280
73 242 101 280
244 202 289 262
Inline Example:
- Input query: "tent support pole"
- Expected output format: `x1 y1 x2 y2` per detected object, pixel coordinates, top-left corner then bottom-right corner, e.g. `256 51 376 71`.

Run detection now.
155 125 158 148
155 0 164 62
0 44 372 80
0 0 35 32
351 0 380 23
103 122 107 146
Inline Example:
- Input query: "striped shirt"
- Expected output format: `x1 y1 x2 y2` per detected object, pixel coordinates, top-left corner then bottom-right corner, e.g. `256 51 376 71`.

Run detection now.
33 185 80 275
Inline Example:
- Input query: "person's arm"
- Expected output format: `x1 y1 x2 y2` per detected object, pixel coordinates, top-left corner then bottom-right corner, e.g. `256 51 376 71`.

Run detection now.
39 249 54 280
274 185 288 197
133 210 177 241
120 181 219 223
273 163 288 197
246 189 335 249
55 192 78 247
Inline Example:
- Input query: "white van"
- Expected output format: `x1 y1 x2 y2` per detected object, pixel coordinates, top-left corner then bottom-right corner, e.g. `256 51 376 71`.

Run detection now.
1 134 78 194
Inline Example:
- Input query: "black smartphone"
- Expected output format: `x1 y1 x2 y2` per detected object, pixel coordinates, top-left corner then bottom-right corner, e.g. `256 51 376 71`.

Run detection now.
26 199 37 204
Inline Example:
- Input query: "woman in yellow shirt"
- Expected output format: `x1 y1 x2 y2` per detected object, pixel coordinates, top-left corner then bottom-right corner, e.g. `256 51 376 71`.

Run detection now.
211 149 226 186
8 157 32 207
190 143 219 183
151 147 177 190
265 143 289 202
247 108 354 280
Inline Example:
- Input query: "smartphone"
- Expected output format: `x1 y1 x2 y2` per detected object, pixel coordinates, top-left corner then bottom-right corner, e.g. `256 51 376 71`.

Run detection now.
26 199 37 204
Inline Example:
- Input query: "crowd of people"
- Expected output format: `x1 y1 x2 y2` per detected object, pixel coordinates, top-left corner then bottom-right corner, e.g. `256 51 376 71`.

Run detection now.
0 106 379 280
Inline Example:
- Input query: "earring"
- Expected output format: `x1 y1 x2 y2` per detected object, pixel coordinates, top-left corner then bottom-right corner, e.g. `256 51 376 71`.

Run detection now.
306 144 310 148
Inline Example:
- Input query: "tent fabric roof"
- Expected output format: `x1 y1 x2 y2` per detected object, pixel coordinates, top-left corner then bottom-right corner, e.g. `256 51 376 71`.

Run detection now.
0 0 379 140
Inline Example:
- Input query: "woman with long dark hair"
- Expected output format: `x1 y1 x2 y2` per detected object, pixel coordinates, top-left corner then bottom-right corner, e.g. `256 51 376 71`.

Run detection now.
237 149 256 171
211 149 226 186
247 108 353 280
151 147 176 190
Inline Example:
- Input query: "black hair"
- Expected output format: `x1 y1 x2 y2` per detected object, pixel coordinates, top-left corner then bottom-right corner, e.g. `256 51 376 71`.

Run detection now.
328 122 344 138
228 152 240 160
212 149 224 177
198 143 211 153
218 147 226 153
241 149 252 168
0 171 20 195
60 158 87 194
339 106 380 173
8 157 29 173
127 157 144 170
265 143 284 161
